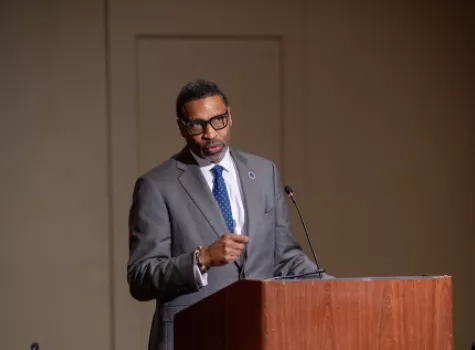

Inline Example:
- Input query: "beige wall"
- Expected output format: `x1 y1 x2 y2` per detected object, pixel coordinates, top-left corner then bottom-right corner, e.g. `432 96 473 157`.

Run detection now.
302 2 475 349
0 0 473 349
0 1 110 349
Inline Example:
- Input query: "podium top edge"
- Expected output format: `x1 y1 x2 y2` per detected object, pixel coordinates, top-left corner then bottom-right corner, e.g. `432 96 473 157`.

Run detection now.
260 275 452 283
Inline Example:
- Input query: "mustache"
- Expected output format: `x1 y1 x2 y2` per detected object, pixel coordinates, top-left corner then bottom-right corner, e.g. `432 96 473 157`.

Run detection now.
202 140 224 148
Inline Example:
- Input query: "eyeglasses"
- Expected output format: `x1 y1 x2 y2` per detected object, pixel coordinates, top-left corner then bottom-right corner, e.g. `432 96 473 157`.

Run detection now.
180 111 230 136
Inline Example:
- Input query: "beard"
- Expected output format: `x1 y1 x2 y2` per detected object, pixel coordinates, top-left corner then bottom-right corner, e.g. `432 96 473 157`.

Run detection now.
200 140 228 163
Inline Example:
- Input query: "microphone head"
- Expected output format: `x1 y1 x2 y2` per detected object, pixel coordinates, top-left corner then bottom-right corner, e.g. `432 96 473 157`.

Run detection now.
284 185 293 196
31 343 39 350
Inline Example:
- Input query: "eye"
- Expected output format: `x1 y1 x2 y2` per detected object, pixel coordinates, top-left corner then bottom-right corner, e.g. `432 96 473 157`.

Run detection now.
210 115 226 128
187 119 202 126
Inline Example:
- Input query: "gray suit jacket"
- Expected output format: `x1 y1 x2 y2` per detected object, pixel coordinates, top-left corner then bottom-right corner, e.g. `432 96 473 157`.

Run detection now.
127 147 328 350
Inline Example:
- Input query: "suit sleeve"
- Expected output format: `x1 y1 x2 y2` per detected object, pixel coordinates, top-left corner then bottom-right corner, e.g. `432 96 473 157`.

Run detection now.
271 162 332 278
127 177 201 302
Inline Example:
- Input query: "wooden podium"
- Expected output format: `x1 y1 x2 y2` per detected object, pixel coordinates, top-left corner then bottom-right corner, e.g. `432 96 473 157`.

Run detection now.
174 276 453 350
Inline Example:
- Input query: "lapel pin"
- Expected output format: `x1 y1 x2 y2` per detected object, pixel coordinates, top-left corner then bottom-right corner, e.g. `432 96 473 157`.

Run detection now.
248 171 256 179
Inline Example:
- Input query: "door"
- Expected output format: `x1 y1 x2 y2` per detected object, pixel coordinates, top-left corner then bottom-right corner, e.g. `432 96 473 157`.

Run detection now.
108 1 308 348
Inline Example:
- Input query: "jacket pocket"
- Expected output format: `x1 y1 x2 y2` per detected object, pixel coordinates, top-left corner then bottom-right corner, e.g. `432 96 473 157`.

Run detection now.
259 206 275 226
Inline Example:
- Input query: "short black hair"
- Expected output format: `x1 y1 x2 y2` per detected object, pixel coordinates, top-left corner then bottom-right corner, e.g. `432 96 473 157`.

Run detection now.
176 79 229 120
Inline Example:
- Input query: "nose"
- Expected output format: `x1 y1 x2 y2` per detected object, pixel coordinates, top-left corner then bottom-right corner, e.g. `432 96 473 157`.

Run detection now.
202 122 217 139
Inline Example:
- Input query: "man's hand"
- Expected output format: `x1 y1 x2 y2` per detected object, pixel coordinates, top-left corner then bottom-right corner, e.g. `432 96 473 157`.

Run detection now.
199 234 249 267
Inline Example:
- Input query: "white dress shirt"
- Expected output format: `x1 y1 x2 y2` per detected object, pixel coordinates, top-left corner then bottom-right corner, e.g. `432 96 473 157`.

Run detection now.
190 148 246 286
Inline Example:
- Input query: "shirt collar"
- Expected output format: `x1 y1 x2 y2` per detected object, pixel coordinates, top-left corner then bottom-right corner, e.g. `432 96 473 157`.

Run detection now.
190 147 233 172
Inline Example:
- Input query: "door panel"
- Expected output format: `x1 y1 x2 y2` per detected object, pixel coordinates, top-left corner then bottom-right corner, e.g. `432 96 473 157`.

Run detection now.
108 1 306 348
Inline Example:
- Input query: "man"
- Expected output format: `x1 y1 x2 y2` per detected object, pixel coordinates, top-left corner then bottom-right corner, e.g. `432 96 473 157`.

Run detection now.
127 79 330 350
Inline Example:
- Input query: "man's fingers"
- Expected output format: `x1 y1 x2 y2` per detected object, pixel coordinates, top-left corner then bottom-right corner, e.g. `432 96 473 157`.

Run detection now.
224 255 239 263
209 235 248 265
229 234 249 243
225 241 245 250
224 246 243 256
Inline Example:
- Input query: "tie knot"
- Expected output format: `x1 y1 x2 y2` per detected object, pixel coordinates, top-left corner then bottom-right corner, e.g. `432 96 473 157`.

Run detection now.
211 165 224 177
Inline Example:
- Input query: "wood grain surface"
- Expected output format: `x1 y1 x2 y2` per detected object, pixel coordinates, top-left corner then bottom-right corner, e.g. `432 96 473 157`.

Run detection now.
174 277 453 350
262 277 453 350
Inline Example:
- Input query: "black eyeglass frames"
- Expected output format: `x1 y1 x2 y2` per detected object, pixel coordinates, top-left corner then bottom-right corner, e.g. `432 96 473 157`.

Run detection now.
180 110 230 136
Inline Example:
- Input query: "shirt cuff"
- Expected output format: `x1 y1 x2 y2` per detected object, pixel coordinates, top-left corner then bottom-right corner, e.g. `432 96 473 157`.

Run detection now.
193 264 208 287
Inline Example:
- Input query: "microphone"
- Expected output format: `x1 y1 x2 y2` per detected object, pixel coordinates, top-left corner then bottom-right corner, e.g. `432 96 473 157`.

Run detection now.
284 185 325 278
31 342 39 350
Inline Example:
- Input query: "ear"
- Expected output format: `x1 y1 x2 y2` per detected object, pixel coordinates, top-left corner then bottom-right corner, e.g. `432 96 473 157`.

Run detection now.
228 106 232 127
177 119 188 138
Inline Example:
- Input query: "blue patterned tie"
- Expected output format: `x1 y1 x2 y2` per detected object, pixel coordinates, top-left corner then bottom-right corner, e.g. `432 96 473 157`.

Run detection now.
211 165 234 233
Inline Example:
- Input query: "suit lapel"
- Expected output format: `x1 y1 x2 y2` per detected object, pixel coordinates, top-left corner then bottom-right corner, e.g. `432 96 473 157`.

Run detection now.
175 148 258 272
230 149 261 242
176 148 229 238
